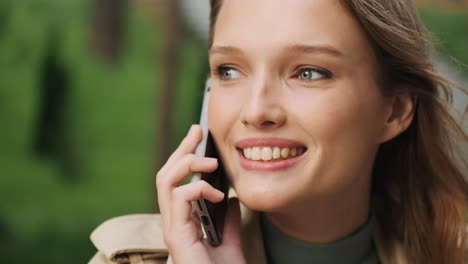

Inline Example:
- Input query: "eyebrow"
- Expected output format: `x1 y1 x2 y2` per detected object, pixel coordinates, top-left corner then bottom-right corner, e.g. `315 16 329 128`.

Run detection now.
285 44 344 57
209 43 344 58
209 45 245 57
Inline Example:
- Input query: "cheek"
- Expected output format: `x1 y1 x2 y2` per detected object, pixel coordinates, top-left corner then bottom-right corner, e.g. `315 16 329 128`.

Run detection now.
208 88 240 143
292 85 385 150
286 86 385 193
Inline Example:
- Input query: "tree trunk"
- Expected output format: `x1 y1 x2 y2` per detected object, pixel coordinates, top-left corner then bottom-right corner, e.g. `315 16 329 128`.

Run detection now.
156 0 181 169
89 0 126 63
153 0 181 211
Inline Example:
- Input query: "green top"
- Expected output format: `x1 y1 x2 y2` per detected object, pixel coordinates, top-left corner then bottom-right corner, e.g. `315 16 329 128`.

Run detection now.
260 213 380 264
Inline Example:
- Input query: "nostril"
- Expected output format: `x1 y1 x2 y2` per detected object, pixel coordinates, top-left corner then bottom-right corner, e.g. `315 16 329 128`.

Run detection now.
262 121 276 126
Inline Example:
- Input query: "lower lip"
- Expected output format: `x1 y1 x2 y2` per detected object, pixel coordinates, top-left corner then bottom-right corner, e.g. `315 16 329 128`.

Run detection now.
237 149 307 171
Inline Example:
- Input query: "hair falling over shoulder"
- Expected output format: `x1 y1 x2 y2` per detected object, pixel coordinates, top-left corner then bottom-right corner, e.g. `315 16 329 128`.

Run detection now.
209 0 468 262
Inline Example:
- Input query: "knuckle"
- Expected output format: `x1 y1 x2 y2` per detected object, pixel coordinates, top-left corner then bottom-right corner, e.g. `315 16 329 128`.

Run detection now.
198 180 211 189
193 181 211 196
183 154 198 171
179 155 190 167
184 153 196 163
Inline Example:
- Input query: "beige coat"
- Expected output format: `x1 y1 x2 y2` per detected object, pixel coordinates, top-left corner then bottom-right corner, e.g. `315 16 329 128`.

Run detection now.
89 203 413 264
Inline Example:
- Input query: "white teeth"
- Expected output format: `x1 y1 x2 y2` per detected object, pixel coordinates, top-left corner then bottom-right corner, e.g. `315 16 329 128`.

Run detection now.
261 147 272 161
243 148 251 159
242 146 306 161
272 147 281 159
251 147 261 161
280 148 289 159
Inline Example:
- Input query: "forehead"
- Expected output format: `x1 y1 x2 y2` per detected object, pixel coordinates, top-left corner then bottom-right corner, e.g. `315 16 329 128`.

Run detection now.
213 0 374 61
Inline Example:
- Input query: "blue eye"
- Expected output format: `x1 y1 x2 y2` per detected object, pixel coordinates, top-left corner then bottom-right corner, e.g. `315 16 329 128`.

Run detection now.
217 66 241 81
297 67 330 81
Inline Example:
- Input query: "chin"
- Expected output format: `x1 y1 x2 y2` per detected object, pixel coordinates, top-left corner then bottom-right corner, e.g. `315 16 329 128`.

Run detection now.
233 182 295 213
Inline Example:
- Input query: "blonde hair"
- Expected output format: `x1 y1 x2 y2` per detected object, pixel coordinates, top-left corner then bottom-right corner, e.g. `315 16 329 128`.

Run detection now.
209 0 468 262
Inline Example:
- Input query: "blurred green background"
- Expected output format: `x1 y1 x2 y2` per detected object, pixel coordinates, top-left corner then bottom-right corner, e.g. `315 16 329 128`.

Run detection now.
0 0 466 263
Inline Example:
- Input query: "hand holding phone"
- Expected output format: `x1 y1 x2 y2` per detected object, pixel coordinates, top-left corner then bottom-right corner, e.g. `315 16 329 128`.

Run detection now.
155 80 246 264
190 80 230 247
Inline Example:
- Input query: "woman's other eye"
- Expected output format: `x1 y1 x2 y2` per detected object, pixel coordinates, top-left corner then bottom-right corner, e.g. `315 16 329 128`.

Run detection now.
216 66 242 81
296 67 331 81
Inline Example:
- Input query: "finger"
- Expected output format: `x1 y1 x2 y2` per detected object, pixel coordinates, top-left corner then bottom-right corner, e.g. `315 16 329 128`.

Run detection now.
166 154 218 188
222 197 242 248
156 125 202 179
171 181 224 227
157 155 218 228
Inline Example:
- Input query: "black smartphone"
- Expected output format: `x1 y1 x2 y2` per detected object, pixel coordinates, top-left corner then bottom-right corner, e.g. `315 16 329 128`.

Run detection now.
190 79 230 247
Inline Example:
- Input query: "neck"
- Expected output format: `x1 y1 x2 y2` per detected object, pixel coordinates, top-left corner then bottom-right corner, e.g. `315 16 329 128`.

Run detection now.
265 179 371 244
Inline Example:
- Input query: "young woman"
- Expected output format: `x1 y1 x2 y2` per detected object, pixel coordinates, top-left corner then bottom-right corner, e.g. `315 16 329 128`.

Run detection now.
89 0 468 263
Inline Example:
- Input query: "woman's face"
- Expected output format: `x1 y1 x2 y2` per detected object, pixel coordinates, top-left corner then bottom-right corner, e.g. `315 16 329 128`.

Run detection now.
208 0 391 212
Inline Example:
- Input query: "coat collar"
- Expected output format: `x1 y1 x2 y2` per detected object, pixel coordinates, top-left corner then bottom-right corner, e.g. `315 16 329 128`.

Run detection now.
90 214 169 263
89 206 468 264
89 203 409 264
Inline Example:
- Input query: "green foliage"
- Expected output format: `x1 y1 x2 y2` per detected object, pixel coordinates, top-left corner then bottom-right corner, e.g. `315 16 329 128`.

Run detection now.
0 0 207 262
420 8 468 76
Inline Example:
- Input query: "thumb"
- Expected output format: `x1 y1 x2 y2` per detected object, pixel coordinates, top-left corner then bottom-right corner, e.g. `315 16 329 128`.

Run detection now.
222 197 242 248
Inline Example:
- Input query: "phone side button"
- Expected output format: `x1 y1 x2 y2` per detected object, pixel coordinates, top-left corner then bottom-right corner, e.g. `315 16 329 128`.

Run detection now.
201 215 210 226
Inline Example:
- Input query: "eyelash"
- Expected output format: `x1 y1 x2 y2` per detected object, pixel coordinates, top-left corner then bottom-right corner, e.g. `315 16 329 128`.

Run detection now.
213 65 231 78
212 65 333 80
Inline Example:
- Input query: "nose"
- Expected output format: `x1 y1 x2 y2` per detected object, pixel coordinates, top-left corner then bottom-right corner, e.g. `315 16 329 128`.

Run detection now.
240 79 287 129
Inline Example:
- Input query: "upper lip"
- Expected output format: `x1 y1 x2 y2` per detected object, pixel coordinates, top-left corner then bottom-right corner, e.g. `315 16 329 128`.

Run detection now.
235 137 307 149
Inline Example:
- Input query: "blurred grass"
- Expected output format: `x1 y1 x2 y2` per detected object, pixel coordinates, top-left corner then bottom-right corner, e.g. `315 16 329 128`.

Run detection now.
420 8 468 76
0 1 466 263
0 0 206 263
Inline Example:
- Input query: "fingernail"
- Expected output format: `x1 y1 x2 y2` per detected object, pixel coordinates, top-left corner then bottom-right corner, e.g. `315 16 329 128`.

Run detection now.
206 157 218 164
216 189 225 198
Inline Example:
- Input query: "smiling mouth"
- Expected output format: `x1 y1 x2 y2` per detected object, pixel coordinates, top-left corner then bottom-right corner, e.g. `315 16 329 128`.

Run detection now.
237 146 307 161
